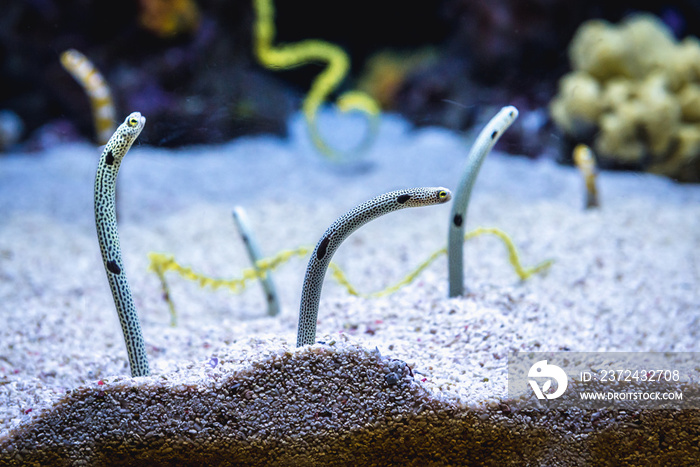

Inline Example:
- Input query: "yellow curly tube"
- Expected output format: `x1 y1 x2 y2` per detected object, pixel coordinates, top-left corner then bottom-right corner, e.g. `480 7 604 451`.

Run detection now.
148 227 552 319
252 0 380 160
330 227 553 298
148 246 311 295
60 49 116 145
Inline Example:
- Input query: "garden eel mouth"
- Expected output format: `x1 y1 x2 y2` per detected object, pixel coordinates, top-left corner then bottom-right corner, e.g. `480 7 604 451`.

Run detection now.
94 112 150 377
297 187 452 347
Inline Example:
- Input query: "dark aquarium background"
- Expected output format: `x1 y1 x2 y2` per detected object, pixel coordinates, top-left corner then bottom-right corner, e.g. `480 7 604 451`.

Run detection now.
1 0 700 178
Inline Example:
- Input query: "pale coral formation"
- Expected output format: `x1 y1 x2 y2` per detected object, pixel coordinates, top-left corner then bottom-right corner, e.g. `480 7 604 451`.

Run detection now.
550 14 700 181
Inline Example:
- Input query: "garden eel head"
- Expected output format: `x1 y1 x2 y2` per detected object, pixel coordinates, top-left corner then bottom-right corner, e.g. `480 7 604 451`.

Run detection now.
105 112 145 164
399 187 452 207
101 112 145 169
123 112 146 140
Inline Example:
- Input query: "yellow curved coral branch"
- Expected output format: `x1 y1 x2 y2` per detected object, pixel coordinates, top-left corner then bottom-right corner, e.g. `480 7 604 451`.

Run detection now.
328 248 447 299
252 0 380 161
329 227 553 299
147 228 552 320
465 228 553 281
148 246 311 295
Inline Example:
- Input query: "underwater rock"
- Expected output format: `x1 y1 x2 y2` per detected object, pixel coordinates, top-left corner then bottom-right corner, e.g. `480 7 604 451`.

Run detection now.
1 342 698 465
550 14 700 181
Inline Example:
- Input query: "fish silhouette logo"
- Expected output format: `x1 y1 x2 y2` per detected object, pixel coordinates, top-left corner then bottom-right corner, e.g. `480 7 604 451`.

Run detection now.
528 360 568 400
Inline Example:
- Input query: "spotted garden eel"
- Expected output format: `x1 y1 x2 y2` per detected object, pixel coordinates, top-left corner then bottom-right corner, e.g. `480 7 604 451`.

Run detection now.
573 143 599 209
447 106 518 297
232 206 281 317
95 112 150 377
60 49 116 145
297 187 452 347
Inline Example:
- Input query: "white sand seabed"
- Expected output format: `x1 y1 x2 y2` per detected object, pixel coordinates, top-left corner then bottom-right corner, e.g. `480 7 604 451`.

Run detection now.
0 110 699 436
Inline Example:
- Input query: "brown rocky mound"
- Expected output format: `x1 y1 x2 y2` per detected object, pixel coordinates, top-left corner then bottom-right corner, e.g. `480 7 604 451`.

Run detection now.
1 343 698 466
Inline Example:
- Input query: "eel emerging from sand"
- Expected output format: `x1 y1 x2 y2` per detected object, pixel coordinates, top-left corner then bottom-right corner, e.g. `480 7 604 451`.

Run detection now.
297 187 452 347
232 206 281 317
94 112 150 377
447 106 518 297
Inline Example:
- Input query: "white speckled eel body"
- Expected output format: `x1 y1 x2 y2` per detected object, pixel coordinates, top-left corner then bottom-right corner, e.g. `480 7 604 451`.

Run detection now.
232 206 281 317
297 187 452 347
447 106 518 298
94 112 150 377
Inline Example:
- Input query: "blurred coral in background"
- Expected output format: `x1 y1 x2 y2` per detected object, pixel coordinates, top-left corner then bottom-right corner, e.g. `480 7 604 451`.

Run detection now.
1 0 700 180
550 14 700 181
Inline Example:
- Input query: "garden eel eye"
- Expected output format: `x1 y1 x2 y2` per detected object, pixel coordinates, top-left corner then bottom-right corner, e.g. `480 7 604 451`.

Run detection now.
128 117 138 127
438 190 448 200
